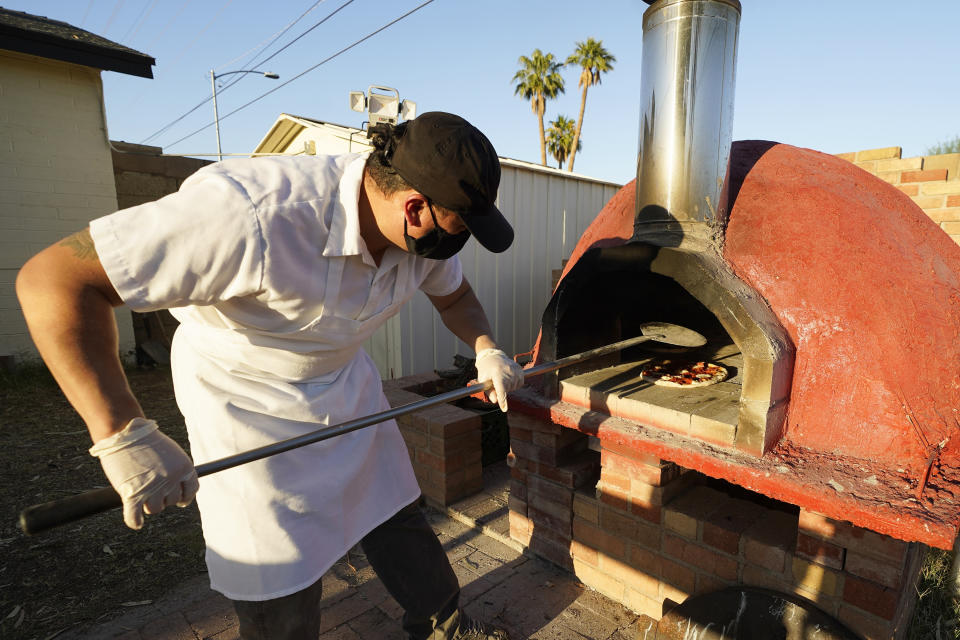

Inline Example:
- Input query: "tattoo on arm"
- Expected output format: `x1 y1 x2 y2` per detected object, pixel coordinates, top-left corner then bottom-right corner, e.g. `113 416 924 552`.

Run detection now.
60 228 98 260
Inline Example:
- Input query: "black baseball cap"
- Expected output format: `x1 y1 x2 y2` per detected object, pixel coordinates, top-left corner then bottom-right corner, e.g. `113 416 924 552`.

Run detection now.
390 112 513 253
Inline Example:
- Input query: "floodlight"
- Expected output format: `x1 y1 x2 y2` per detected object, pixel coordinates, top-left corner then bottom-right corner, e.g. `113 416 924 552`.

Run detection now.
349 91 367 113
400 100 417 121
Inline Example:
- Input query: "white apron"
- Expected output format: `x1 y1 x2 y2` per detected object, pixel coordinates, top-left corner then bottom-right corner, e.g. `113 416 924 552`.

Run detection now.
90 154 462 600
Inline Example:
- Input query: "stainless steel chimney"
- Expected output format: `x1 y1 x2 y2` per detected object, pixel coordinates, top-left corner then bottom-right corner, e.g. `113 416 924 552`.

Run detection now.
634 0 741 248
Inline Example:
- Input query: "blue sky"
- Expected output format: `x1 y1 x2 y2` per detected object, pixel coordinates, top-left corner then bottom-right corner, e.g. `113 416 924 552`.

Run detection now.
10 0 960 185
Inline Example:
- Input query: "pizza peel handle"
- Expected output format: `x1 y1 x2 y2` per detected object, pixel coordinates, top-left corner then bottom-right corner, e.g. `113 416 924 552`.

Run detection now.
18 322 706 535
20 486 121 535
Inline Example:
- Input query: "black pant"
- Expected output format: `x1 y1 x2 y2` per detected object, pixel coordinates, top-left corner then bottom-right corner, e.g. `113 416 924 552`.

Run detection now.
232 500 461 640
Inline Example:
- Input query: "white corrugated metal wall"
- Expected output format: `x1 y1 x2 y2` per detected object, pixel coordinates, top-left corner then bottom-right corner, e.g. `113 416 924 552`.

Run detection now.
370 159 621 379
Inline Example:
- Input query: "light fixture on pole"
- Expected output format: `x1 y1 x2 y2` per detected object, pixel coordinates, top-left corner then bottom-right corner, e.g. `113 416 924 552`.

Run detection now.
210 69 280 161
348 86 417 136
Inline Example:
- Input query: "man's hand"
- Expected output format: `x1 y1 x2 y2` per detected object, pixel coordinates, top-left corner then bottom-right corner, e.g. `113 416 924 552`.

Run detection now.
89 418 199 530
474 349 524 412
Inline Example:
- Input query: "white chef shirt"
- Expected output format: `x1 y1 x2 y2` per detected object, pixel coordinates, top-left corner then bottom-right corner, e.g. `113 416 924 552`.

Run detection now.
90 153 463 600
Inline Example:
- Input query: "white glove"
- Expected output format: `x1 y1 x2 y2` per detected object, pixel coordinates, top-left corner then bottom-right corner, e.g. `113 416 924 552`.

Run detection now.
89 418 199 530
475 348 524 412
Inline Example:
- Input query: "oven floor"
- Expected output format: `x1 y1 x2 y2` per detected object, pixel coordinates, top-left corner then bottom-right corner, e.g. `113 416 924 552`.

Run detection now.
559 343 743 446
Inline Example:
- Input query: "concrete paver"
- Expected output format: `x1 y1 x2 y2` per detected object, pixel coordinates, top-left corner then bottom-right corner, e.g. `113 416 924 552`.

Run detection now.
62 463 651 639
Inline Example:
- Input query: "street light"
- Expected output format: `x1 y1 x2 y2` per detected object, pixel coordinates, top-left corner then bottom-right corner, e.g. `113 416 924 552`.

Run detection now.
210 69 280 161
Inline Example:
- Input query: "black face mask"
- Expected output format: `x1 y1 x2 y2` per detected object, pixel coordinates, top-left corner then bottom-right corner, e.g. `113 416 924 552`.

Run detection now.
404 204 470 260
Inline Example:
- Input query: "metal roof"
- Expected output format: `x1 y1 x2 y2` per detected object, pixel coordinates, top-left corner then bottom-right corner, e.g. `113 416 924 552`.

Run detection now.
0 7 154 78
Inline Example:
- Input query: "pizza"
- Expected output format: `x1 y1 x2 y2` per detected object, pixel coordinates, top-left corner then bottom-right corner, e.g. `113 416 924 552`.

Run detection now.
641 361 728 388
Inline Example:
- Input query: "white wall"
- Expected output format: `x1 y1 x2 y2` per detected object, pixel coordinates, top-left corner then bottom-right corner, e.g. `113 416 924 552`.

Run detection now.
376 159 621 379
0 50 135 362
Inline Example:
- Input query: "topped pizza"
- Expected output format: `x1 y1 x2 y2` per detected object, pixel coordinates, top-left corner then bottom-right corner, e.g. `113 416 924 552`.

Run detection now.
641 360 728 388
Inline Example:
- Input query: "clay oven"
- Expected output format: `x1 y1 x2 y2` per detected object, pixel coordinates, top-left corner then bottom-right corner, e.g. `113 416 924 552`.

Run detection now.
504 0 960 636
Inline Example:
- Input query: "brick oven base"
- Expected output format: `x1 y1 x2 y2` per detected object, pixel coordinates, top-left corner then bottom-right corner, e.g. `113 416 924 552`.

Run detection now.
506 412 924 640
384 373 925 639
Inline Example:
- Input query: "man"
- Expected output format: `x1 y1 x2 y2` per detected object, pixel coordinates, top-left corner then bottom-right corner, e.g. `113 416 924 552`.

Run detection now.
17 112 524 639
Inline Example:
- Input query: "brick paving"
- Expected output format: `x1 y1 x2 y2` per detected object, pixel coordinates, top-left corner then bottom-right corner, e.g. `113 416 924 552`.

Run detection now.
61 463 654 639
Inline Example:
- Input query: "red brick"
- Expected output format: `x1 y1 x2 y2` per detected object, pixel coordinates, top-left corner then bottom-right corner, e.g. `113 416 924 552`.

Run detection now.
630 545 662 577
597 483 629 511
572 490 599 524
511 428 532 442
660 557 696 594
573 517 627 559
744 538 788 574
844 549 903 589
599 505 638 539
798 511 909 563
897 184 919 196
416 449 443 472
507 495 527 516
573 558 625 602
703 522 741 555
508 412 561 434
630 501 662 525
901 168 948 183
529 536 574 570
600 440 662 465
599 467 632 493
528 502 571 534
837 604 895 640
796 533 845 570
948 195 960 207
509 440 553 464
601 450 682 486
570 539 598 566
697 573 731 594
742 565 792 593
537 452 598 489
528 475 573 508
842 575 900 620
599 553 661 598
663 485 728 523
665 535 737 581
663 533 685 559
527 506 573 547
510 479 527 501
634 519 662 550
510 510 532 546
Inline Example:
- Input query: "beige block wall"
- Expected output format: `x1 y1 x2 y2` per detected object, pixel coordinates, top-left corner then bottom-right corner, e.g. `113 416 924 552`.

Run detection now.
0 50 134 362
836 146 960 245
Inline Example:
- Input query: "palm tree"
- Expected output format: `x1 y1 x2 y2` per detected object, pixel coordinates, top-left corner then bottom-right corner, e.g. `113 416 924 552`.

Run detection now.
565 38 615 172
546 115 581 170
512 49 565 166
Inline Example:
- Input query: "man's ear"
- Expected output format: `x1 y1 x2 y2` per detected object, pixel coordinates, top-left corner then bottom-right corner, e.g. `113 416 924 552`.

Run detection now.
402 193 429 228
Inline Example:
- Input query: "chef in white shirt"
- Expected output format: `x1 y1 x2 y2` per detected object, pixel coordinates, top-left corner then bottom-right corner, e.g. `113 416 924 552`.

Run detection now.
17 112 523 640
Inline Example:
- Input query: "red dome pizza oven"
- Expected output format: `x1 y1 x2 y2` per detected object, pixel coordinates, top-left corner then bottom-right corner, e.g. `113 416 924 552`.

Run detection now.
510 0 960 552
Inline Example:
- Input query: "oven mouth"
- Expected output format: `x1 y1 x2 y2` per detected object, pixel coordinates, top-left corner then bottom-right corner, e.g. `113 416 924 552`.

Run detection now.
537 241 794 456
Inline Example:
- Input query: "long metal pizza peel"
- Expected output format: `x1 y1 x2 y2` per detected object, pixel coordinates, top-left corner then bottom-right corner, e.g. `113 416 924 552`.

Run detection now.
19 322 705 535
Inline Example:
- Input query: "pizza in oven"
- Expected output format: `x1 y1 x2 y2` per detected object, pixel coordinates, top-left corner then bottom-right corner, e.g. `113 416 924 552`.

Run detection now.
641 361 728 388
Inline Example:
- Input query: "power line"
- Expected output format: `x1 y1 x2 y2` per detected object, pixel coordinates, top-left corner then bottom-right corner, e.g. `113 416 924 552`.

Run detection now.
80 0 95 28
210 0 355 109
140 0 357 145
213 0 328 72
162 0 437 150
166 0 238 68
102 0 127 36
142 0 194 50
122 0 161 43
